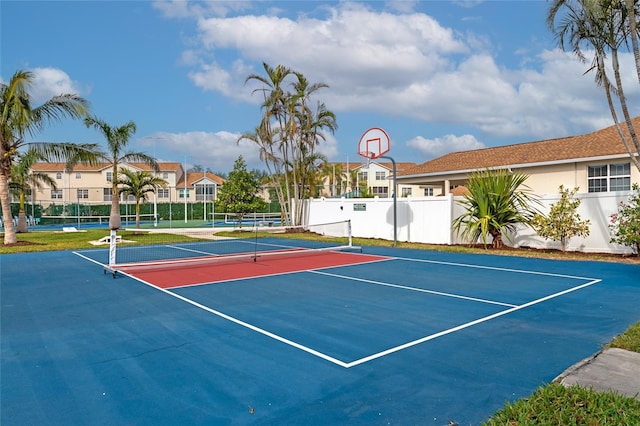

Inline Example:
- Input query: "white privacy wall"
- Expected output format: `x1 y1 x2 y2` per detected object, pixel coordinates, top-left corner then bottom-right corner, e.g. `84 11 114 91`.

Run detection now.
304 190 635 254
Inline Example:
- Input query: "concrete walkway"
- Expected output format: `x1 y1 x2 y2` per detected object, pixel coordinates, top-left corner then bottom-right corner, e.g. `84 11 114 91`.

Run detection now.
557 348 640 400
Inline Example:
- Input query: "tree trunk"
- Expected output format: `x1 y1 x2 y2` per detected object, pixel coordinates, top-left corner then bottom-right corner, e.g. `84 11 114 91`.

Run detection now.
0 173 17 244
135 201 141 230
17 210 28 233
490 230 504 249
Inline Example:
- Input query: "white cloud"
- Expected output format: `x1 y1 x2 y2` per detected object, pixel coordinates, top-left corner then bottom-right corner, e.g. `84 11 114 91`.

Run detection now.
147 130 263 171
29 67 87 105
142 128 339 173
407 134 485 158
170 3 640 145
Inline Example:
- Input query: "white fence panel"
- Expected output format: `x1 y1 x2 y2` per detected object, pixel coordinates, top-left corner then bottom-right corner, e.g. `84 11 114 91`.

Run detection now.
305 190 635 254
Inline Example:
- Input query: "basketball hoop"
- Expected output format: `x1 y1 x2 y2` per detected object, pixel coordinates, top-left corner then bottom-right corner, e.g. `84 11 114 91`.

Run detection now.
358 128 391 160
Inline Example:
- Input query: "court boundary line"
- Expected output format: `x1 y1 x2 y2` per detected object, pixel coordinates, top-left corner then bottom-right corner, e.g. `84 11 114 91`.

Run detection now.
310 270 518 307
78 256 353 368
72 251 602 369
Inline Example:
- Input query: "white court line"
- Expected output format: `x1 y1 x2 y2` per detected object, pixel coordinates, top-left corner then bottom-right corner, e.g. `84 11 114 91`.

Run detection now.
72 251 602 369
95 261 351 368
392 255 599 281
344 278 601 368
310 270 518 308
164 244 220 256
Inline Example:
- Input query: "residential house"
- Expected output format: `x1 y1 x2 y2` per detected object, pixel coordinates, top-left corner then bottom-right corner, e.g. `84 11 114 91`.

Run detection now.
28 162 225 211
397 117 640 196
322 160 418 198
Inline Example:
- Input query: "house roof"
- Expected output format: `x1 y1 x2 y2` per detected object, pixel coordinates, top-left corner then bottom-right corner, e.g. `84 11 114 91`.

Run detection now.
399 117 640 177
177 171 225 186
31 162 183 173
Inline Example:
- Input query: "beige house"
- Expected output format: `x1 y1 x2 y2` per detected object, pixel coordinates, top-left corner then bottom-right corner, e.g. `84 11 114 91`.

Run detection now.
29 162 225 209
397 117 640 196
322 160 418 198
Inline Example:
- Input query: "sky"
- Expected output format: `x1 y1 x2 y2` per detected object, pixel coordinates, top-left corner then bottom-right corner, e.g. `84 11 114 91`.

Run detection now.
2 0 639 174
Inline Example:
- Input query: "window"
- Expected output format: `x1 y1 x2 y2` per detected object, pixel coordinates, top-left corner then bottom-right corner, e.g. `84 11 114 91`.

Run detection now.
51 189 63 199
424 187 434 196
103 188 112 201
375 171 386 180
588 163 631 192
75 172 81 179
106 172 112 182
157 188 169 199
401 188 412 197
179 189 190 198
77 189 89 199
196 184 215 201
163 172 169 179
56 172 62 180
372 186 389 197
357 171 368 181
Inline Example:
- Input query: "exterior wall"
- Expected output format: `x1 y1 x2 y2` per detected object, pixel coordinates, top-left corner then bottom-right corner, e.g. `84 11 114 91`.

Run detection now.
520 158 639 195
397 156 639 197
30 163 215 209
305 189 637 254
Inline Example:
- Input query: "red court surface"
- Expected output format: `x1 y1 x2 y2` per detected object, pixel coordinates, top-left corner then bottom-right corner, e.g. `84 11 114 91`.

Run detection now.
122 251 389 288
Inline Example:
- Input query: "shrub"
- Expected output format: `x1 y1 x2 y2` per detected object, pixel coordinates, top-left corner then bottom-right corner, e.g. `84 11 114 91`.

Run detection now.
531 185 590 252
609 183 640 255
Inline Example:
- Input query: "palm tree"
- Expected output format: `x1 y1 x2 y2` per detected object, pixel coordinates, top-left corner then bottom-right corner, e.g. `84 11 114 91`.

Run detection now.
547 0 640 172
84 116 158 230
244 63 336 225
452 169 539 249
8 149 56 233
117 168 167 230
0 70 100 244
321 162 344 197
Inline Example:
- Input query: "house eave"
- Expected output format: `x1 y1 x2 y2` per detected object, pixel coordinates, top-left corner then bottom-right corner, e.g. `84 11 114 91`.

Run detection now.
398 153 636 181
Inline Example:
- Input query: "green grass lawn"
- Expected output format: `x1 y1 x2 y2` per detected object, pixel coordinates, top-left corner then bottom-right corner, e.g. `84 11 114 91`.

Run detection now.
2 229 639 423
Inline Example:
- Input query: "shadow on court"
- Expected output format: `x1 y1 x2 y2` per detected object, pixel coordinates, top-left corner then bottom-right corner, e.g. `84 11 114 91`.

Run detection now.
1 242 639 425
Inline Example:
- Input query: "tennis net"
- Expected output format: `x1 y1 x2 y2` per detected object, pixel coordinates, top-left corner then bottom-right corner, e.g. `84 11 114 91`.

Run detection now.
105 219 357 274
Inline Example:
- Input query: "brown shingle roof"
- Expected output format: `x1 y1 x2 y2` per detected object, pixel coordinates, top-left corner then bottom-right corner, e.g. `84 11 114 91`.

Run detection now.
177 172 225 186
31 162 183 172
400 117 640 177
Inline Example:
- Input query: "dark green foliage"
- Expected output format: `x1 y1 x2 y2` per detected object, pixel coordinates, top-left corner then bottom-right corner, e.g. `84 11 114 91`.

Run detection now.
216 156 268 225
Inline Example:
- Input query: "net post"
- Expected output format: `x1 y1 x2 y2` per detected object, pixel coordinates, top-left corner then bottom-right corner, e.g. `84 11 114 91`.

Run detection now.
109 229 117 267
347 219 352 247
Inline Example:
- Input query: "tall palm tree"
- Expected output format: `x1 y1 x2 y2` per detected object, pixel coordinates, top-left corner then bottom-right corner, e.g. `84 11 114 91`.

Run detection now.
548 0 640 171
117 168 167 230
245 63 336 225
0 70 100 244
452 169 539 249
84 116 158 230
246 63 295 223
8 149 56 233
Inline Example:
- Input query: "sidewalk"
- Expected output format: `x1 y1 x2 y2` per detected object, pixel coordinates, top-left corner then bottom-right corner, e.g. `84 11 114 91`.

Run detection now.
556 347 640 400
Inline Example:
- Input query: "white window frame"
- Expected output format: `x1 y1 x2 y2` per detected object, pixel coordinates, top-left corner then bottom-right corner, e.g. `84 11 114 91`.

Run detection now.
375 171 386 181
51 189 63 199
588 163 631 193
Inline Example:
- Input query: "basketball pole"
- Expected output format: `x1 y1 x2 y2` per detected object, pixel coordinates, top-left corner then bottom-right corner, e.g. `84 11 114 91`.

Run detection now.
380 155 397 247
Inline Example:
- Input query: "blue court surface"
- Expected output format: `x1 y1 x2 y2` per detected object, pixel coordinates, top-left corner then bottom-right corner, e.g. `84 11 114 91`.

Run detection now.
1 240 639 425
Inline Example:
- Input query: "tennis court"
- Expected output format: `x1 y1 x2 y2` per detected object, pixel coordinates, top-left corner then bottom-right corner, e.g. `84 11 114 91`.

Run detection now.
2 230 639 425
